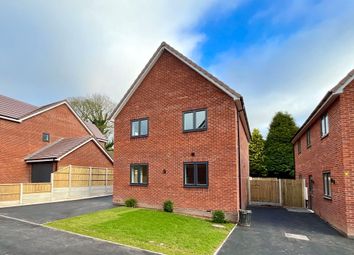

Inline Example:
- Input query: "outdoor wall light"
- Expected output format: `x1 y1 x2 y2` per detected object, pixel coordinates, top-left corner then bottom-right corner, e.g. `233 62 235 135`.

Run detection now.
163 169 167 174
331 179 335 184
191 152 195 157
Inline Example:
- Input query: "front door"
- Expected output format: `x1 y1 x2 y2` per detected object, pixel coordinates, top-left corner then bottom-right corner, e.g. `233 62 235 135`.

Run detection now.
31 163 54 182
308 175 314 209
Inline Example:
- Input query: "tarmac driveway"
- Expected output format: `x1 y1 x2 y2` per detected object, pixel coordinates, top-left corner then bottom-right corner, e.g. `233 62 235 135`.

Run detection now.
0 196 154 255
218 206 354 255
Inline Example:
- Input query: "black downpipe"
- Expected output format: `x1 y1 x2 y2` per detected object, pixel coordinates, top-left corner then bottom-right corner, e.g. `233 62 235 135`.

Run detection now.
237 109 243 210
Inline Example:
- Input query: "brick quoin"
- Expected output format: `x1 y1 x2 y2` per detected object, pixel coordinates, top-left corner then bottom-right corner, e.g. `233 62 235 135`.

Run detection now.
0 104 112 183
293 75 354 237
113 46 250 220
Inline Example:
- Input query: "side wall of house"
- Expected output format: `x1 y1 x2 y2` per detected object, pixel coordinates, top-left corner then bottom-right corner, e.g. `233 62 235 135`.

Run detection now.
340 80 354 237
294 98 347 234
114 51 239 219
58 141 112 169
0 104 90 183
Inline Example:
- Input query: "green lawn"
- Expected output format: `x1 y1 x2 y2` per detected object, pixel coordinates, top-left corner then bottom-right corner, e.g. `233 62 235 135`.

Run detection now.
46 207 234 255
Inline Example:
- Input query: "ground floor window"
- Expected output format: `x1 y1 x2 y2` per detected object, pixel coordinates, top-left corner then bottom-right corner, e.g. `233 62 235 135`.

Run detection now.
184 162 208 187
323 172 331 198
130 164 148 185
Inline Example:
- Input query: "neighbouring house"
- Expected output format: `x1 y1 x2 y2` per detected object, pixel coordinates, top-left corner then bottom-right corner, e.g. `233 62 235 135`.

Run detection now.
110 42 250 220
291 70 354 237
0 95 113 184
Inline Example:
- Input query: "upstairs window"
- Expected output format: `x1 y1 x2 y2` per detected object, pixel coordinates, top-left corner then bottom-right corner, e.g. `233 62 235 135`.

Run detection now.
130 164 148 185
323 172 331 198
321 113 329 137
183 109 207 132
306 129 311 147
131 118 148 138
184 162 208 187
42 133 50 142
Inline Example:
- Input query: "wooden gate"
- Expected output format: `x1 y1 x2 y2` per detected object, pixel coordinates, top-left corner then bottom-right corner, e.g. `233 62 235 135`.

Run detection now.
249 178 305 208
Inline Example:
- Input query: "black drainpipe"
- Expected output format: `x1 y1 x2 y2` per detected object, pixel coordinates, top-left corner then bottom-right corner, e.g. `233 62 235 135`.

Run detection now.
237 108 243 210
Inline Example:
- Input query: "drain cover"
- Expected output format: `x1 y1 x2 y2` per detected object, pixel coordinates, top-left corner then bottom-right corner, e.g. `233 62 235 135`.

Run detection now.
285 232 309 241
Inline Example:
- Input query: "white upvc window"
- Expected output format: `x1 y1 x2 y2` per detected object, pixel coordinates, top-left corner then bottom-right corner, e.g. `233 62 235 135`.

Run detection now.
321 113 329 137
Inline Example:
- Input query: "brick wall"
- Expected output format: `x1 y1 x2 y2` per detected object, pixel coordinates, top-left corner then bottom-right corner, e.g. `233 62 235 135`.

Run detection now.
239 114 250 209
59 141 112 169
294 80 354 236
113 50 246 219
0 104 95 183
340 80 354 236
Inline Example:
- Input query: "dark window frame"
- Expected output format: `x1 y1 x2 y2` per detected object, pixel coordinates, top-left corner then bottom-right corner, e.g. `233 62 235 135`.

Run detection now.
130 163 148 186
131 118 149 138
182 109 208 133
320 113 329 138
323 171 332 199
42 133 50 142
306 129 311 148
183 162 209 188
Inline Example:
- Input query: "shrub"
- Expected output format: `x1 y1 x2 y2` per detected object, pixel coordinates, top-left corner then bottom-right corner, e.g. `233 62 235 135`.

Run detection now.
125 198 137 208
163 200 174 213
212 210 225 223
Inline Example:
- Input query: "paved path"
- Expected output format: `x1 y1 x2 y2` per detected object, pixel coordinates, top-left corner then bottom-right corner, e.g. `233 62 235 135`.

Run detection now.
0 196 154 255
218 206 354 255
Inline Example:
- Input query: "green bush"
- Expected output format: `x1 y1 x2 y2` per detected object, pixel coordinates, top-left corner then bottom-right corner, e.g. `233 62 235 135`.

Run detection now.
163 200 174 213
212 210 225 223
125 198 137 208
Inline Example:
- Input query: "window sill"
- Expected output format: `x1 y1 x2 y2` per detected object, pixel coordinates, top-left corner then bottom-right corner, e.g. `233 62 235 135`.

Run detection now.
323 195 332 200
183 129 207 134
130 135 148 139
184 185 208 189
321 134 329 140
130 183 148 187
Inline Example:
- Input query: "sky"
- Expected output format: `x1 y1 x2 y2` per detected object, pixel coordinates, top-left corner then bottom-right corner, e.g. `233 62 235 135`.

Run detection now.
1 0 354 136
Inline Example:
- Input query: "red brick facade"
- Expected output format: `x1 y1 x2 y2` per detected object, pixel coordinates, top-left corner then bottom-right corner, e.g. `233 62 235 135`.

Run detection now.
293 78 354 237
113 47 250 220
0 103 112 183
59 141 112 169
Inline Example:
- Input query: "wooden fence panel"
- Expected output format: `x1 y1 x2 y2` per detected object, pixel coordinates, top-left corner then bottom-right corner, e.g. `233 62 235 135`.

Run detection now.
0 184 20 201
250 178 280 205
23 183 51 194
282 179 304 208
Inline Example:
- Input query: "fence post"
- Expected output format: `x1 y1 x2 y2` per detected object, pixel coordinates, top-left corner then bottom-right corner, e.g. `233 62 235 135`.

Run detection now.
278 179 283 206
19 183 23 204
105 168 108 193
89 167 92 195
302 178 306 208
69 165 72 197
51 172 54 201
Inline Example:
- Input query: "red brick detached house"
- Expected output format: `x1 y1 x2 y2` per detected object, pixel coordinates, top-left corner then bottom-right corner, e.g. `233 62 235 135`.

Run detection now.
0 95 113 184
292 70 354 237
110 42 250 220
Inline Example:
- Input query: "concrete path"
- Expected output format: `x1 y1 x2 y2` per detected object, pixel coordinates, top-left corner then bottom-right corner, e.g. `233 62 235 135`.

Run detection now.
0 196 154 255
218 206 354 255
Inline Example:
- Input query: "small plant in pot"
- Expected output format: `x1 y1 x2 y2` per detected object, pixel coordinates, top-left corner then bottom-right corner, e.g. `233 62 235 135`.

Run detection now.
125 198 137 208
163 200 174 213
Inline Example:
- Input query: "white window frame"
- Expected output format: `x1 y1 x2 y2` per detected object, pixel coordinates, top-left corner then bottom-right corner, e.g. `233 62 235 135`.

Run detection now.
323 172 331 198
321 113 329 137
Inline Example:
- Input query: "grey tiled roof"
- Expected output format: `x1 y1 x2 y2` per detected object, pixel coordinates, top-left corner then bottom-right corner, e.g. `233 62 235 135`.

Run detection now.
0 94 38 119
84 121 107 141
25 137 92 161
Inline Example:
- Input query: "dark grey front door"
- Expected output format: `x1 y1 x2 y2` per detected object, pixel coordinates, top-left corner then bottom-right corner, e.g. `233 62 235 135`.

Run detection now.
31 163 54 182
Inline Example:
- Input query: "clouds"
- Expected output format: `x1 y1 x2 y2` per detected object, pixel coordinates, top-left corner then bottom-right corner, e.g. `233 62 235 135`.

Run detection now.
0 0 238 104
209 0 354 135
